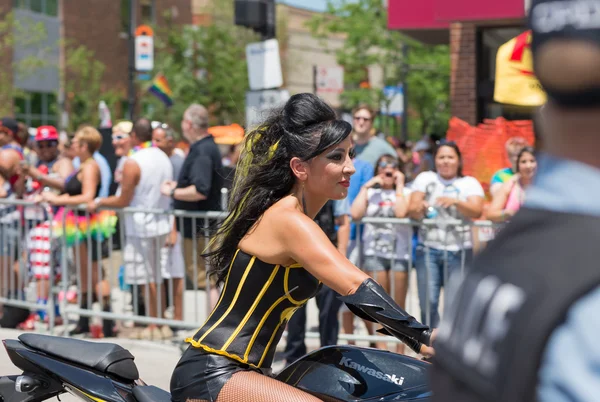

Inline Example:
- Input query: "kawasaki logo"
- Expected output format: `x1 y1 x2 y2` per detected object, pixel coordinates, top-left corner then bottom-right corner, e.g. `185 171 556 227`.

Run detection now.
338 357 404 386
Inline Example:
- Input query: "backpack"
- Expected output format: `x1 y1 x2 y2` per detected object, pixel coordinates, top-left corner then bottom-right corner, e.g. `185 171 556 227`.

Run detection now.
314 200 337 246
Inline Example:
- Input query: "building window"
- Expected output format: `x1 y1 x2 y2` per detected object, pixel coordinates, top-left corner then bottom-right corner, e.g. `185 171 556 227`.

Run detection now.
121 0 130 33
13 0 58 16
14 91 58 128
141 0 155 25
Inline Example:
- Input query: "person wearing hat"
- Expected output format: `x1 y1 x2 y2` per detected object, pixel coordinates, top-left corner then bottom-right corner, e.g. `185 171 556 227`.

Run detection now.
0 117 27 197
430 1 600 401
20 126 74 194
17 126 74 327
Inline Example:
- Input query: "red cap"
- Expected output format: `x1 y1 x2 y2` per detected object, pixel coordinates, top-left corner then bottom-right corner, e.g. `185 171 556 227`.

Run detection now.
35 126 59 142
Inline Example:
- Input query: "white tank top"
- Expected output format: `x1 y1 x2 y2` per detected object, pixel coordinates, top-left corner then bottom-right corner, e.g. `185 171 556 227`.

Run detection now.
125 147 173 238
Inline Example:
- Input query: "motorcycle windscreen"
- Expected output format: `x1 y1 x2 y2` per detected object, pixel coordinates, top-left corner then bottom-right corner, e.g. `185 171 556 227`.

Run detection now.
275 345 432 401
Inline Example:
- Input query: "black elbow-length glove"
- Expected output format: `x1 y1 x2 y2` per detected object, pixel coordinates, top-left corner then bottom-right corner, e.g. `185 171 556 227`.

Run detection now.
339 278 432 354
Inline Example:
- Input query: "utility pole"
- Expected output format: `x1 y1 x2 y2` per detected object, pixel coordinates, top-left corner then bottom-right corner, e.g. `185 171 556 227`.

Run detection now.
58 0 66 130
401 43 409 142
264 0 276 40
127 0 136 121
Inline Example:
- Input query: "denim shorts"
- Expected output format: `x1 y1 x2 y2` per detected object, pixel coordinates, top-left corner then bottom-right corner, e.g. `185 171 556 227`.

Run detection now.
363 256 408 272
0 225 19 262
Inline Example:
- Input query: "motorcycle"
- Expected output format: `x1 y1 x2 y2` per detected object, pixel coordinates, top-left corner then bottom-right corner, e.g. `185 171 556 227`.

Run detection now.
0 333 431 402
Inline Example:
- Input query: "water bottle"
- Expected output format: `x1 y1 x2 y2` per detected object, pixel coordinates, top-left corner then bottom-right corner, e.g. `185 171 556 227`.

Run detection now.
426 205 439 219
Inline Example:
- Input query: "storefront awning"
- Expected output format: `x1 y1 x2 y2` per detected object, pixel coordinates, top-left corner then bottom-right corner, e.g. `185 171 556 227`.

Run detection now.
388 0 528 44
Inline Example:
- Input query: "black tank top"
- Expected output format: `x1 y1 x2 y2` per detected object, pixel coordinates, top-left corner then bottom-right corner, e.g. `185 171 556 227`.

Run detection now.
186 249 322 369
64 170 100 198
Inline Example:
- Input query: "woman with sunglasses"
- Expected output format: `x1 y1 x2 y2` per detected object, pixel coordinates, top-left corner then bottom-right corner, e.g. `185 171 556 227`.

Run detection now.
350 154 412 354
408 141 484 328
487 147 537 222
111 121 133 185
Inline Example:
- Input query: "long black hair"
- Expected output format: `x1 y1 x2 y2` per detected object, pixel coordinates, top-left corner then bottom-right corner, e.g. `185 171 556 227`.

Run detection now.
433 140 464 178
205 93 352 285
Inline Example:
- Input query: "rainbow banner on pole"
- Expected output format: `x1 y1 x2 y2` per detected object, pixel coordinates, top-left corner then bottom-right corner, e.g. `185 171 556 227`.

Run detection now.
149 73 174 107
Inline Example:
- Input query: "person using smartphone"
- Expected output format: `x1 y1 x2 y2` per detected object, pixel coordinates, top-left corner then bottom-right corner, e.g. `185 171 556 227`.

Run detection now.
351 154 412 353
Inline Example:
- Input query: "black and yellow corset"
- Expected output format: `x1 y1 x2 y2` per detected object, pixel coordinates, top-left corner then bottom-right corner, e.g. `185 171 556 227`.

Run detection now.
185 249 322 369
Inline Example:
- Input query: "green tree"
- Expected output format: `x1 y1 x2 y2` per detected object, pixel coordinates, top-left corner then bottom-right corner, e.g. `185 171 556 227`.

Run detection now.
0 10 49 117
307 0 450 138
142 5 258 129
64 43 120 132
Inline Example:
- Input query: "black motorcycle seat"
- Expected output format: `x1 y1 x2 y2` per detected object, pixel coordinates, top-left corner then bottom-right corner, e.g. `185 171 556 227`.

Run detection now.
19 334 139 382
133 386 171 402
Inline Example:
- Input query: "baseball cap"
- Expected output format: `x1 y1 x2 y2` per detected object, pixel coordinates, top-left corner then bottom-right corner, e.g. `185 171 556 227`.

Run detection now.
0 117 18 136
35 126 59 142
529 0 600 106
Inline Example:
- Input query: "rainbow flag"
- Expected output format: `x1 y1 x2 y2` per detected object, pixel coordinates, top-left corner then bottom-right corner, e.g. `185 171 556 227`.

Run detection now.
149 74 174 107
50 208 117 247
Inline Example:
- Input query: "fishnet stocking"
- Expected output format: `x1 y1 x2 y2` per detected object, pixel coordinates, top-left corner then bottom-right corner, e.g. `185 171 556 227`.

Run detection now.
215 371 322 402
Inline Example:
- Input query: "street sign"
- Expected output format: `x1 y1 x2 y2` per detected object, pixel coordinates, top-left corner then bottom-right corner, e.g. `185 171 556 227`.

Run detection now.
135 25 154 72
246 89 290 128
315 66 344 94
380 86 404 117
246 39 283 91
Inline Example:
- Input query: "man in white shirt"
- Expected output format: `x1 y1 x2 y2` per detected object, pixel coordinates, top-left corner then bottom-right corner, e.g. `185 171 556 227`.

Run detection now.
89 118 173 340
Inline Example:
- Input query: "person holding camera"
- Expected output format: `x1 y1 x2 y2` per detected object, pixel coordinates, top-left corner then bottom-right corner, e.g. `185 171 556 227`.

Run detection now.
351 154 411 353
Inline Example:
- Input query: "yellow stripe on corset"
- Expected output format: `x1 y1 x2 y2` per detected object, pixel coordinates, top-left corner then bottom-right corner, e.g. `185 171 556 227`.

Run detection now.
284 266 306 305
222 264 280 350
257 306 298 367
244 294 288 361
185 250 239 342
183 339 261 369
196 255 256 344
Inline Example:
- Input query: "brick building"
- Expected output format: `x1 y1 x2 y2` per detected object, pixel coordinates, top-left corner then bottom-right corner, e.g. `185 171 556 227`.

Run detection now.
3 0 191 127
388 0 529 125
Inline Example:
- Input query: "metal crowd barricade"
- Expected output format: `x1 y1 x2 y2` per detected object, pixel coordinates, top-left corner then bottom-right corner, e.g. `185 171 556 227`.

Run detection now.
60 205 228 338
301 217 503 345
0 197 504 347
0 198 59 332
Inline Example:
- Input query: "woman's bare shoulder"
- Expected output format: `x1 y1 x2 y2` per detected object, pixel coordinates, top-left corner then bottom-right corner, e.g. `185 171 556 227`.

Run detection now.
238 196 311 264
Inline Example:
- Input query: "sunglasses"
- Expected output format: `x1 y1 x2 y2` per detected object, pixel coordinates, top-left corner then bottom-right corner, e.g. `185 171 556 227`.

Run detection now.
37 141 58 149
112 134 129 141
378 161 398 169
353 116 372 122
151 121 169 130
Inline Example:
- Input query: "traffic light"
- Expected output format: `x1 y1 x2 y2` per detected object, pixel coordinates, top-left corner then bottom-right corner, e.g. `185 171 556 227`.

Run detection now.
234 0 276 40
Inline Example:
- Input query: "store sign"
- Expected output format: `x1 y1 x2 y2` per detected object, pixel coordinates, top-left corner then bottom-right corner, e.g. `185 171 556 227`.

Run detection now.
494 30 546 106
246 89 290 129
246 39 283 91
315 66 344 94
380 86 404 117
135 25 154 72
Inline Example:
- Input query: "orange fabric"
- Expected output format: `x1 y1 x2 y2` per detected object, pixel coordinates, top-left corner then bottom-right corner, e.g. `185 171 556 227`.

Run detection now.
446 117 535 196
209 124 245 145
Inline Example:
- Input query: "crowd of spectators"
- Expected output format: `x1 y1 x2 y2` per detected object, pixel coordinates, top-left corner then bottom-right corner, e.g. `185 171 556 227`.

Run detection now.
0 102 536 351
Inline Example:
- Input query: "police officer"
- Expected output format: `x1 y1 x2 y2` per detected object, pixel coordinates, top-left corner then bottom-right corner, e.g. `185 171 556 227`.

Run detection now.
431 1 600 401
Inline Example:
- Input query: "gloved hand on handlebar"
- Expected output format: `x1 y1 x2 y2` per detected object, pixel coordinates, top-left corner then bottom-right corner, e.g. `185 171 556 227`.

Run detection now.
339 278 434 356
